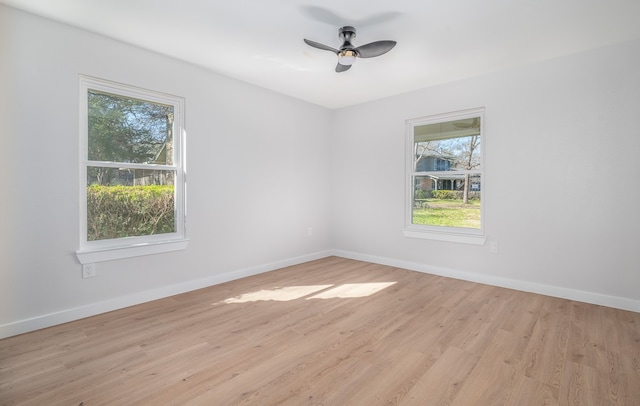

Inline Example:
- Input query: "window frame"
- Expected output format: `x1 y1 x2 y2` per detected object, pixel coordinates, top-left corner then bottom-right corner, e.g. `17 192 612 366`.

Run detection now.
403 108 486 245
76 75 188 264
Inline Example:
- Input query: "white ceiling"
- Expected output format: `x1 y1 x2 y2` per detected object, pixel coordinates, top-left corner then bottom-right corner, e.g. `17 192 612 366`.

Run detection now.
3 0 640 109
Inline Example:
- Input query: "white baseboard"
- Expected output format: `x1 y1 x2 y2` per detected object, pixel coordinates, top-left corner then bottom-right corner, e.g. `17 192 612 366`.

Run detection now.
331 250 640 313
4 249 637 339
0 250 332 339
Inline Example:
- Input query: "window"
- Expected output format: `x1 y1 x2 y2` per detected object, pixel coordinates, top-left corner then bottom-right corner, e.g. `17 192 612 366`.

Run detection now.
404 108 485 245
76 76 187 263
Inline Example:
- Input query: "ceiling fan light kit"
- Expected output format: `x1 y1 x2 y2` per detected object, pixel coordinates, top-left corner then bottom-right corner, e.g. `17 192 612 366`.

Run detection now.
304 26 396 72
338 50 357 65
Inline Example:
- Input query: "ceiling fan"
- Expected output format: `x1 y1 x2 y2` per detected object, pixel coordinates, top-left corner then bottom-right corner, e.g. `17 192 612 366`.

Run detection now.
304 26 396 72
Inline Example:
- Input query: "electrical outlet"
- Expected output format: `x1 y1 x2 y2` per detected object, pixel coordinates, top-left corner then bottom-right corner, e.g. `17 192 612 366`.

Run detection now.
82 263 96 278
489 241 499 253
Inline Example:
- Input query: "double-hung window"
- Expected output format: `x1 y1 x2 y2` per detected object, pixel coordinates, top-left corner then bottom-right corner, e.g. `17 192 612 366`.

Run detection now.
76 76 187 263
404 108 485 245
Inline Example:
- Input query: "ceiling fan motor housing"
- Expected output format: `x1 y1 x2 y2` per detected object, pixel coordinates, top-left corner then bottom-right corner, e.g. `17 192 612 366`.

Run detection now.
339 26 356 50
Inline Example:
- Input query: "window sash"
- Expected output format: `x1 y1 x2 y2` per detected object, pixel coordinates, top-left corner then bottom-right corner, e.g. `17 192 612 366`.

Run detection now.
85 161 177 171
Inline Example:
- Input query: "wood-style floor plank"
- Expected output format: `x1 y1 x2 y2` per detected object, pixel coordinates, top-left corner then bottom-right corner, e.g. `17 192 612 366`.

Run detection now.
1 256 639 405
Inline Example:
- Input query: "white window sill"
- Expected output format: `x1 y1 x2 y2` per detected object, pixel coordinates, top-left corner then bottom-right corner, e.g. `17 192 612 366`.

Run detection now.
76 239 189 264
403 229 486 245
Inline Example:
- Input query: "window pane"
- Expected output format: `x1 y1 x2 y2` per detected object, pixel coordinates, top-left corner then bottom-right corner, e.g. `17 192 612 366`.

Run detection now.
412 175 481 229
86 167 176 241
88 90 174 165
413 118 481 172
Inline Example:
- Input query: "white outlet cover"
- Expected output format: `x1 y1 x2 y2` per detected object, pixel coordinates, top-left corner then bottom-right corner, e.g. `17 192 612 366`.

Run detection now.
82 263 96 278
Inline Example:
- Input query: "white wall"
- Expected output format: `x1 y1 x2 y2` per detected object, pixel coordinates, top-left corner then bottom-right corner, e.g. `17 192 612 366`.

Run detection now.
2 5 639 338
331 39 640 311
0 6 332 338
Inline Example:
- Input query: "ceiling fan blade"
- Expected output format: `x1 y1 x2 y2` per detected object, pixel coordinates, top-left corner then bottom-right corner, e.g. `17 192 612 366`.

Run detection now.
304 39 339 53
354 40 397 58
335 63 352 73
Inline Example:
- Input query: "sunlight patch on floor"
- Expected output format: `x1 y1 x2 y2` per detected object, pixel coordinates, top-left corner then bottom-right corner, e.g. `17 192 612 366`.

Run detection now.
216 282 398 304
306 282 397 299
217 285 333 304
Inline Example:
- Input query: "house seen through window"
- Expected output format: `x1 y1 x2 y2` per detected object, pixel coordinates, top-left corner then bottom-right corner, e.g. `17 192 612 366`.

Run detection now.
77 76 187 263
404 108 485 244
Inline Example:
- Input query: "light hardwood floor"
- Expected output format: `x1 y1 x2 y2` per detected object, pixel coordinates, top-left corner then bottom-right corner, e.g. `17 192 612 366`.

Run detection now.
1 257 639 405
